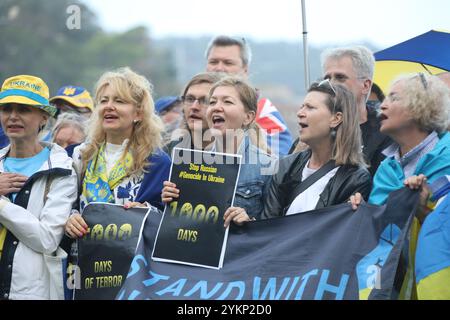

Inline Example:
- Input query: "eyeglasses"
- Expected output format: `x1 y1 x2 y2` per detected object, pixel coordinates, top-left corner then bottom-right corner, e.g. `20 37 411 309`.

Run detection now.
182 95 208 106
418 72 428 90
324 74 367 84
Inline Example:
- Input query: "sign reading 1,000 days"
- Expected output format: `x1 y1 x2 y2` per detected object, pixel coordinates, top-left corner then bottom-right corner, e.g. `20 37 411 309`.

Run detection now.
152 148 241 269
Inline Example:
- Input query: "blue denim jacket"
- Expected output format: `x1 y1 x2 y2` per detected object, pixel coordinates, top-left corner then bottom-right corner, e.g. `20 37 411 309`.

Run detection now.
233 136 276 219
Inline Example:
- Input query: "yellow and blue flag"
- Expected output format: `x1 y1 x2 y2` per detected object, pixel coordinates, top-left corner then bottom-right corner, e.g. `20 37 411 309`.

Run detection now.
415 176 450 299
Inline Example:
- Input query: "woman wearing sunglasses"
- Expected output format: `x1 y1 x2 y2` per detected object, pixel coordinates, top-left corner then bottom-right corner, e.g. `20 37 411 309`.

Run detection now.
260 79 372 219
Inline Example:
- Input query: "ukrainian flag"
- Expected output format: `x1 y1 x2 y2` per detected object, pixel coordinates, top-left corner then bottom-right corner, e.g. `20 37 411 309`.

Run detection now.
415 177 450 299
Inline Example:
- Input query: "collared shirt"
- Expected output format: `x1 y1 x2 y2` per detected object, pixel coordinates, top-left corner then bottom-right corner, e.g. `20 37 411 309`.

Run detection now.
382 131 439 178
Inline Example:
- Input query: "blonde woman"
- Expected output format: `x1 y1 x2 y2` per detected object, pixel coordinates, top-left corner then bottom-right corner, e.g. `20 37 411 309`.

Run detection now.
163 76 275 225
65 67 170 239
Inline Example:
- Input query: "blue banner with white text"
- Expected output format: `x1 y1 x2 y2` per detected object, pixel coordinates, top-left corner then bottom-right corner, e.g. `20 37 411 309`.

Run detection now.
117 188 418 300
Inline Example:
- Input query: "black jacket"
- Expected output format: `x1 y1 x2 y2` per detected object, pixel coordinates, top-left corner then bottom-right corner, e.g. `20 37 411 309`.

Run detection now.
262 150 372 219
360 105 392 176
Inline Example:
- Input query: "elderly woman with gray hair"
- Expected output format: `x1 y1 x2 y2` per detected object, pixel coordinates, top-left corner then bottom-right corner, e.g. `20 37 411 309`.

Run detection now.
51 112 87 149
350 73 450 222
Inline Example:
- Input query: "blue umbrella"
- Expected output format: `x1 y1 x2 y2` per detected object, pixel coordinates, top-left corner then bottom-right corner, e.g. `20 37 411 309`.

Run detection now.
374 30 450 93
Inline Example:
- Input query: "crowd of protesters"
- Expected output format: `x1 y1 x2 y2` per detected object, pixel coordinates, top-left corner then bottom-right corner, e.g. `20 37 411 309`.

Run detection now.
0 35 449 300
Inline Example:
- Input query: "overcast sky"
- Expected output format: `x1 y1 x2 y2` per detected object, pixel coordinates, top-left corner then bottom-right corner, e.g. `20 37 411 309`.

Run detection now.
86 0 450 48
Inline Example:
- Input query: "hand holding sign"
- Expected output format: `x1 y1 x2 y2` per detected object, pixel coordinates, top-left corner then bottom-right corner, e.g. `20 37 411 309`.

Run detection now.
223 207 252 228
161 181 179 203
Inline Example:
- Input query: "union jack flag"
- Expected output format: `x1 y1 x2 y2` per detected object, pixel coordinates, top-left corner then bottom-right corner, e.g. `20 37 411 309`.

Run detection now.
256 97 288 135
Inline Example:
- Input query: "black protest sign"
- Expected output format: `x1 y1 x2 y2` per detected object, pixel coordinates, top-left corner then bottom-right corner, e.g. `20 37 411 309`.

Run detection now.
74 203 149 300
152 148 241 269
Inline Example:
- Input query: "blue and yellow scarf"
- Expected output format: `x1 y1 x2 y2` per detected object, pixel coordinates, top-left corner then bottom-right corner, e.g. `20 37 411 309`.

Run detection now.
82 143 133 204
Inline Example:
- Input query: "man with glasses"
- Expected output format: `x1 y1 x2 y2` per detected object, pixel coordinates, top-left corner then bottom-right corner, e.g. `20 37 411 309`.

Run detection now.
205 35 293 156
163 72 223 157
321 46 392 176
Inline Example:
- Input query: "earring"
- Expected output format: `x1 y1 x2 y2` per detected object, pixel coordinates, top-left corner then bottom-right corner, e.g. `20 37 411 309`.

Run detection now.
133 119 139 124
330 127 337 139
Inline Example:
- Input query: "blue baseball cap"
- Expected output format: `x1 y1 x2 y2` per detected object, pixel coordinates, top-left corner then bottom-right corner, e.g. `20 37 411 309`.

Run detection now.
155 96 180 114
50 85 94 112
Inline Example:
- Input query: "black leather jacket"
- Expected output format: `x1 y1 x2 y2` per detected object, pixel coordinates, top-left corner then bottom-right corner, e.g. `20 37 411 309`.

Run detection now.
262 150 372 219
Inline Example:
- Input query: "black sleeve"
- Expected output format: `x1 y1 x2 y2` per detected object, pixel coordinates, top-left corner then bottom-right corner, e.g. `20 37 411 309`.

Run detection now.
341 167 373 203
261 168 285 219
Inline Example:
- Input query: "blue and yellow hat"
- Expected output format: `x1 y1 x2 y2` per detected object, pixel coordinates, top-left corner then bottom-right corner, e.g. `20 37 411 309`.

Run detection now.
50 85 94 112
0 75 57 117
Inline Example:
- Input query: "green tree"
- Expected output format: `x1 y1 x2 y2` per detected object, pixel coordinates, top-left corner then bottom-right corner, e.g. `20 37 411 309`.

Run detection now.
0 0 99 89
0 0 177 98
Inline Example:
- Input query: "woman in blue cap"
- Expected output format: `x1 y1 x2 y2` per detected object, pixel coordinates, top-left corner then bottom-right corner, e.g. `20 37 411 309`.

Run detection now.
0 75 78 300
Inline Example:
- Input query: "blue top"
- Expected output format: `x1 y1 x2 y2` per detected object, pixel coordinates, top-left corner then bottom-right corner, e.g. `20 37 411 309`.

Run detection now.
233 135 275 219
135 150 172 210
4 147 50 200
415 192 450 283
369 132 450 205
382 131 439 179
73 144 171 211
4 147 50 177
